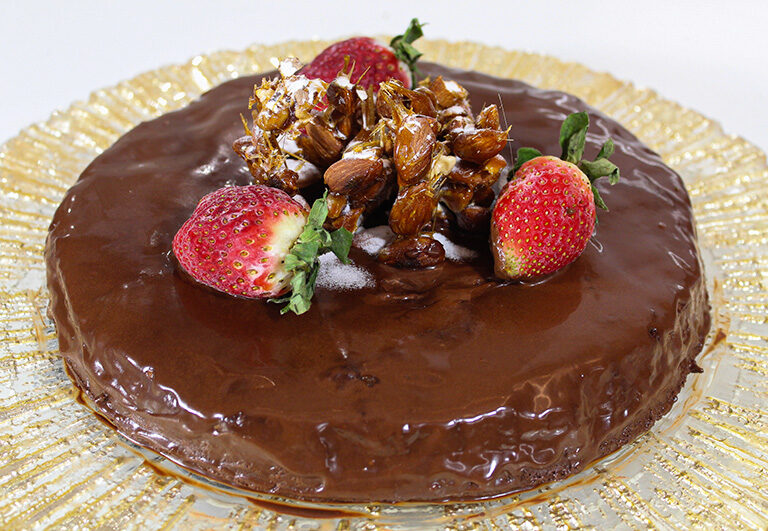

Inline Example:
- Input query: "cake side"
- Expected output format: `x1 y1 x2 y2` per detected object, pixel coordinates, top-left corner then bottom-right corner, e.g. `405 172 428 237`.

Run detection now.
45 63 711 502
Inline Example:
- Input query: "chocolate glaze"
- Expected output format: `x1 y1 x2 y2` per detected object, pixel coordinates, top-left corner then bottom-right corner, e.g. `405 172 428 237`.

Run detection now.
45 63 710 502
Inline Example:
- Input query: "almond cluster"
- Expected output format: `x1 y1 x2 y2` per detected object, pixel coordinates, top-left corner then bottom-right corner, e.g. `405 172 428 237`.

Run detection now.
233 58 510 268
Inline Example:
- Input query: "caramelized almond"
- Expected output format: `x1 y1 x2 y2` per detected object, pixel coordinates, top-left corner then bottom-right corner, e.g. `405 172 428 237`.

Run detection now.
473 186 496 207
305 122 345 166
441 182 474 213
452 129 508 164
324 158 384 195
254 102 290 131
448 154 506 189
483 153 507 174
394 115 436 186
326 193 346 218
266 168 299 196
378 235 446 268
444 116 474 139
389 182 437 236
456 205 491 233
409 87 438 117
429 76 469 108
476 104 501 130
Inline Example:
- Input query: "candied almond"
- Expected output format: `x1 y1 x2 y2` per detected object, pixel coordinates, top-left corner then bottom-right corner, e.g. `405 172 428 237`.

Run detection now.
456 205 491 233
389 182 438 236
305 122 345 166
409 87 438 117
324 158 384 195
378 235 446 268
429 76 469 108
326 192 346 218
441 182 474 213
266 168 299 196
476 104 501 130
394 115 436 186
452 128 508 164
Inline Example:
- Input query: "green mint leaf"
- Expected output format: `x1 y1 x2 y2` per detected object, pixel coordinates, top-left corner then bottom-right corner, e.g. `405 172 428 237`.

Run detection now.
559 112 589 164
596 138 615 160
390 18 426 86
330 228 353 264
513 147 543 174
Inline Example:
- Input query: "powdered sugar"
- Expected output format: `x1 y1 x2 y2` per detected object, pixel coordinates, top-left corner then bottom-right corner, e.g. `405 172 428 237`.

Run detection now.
354 226 393 255
443 80 463 93
316 253 374 291
433 233 478 261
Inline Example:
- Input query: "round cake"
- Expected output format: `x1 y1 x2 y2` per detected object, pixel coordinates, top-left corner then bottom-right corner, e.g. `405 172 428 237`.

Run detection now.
45 62 710 502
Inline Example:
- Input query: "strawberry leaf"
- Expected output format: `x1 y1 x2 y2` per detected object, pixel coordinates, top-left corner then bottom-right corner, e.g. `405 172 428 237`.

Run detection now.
513 147 543 174
591 184 609 212
559 111 589 164
579 158 620 187
307 194 330 226
330 228 353 263
391 18 426 86
596 138 615 160
270 192 354 315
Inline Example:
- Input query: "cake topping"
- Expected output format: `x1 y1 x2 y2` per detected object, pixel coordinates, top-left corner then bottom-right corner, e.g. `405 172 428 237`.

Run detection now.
232 33 510 275
490 112 620 280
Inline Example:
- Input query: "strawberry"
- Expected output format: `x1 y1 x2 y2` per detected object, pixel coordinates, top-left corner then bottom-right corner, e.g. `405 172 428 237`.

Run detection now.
491 112 620 280
301 18 425 89
173 185 352 314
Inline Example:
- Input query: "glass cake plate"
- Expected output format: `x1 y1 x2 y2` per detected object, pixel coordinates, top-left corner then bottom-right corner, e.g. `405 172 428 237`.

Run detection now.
1 40 766 529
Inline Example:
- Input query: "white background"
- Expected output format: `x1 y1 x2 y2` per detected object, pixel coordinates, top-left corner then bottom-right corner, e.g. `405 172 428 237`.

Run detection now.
1 1 766 151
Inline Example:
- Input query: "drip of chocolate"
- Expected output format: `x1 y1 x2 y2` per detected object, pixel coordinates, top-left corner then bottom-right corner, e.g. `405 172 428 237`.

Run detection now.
45 63 710 502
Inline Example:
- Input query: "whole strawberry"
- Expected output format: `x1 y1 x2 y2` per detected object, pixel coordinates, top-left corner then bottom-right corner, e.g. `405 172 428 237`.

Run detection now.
302 19 425 89
491 112 620 280
173 185 352 314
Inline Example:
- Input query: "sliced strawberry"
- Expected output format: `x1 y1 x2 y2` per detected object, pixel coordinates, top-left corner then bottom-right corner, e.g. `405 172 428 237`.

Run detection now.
173 185 353 313
173 185 308 298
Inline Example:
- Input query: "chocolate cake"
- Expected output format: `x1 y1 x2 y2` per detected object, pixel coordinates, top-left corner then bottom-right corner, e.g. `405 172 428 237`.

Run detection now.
45 62 710 503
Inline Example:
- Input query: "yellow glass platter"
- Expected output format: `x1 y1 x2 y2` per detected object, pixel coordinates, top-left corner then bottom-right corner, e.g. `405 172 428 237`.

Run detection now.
1 40 767 529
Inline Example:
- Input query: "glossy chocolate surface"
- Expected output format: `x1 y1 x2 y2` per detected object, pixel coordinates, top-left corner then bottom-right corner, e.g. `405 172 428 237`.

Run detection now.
45 63 710 502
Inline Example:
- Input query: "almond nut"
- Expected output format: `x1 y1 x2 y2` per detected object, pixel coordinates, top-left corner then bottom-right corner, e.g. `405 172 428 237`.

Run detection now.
456 205 491 233
429 76 469 108
299 122 345 167
394 115 436 186
452 129 508 164
326 192 346 218
389 182 437 236
441 182 474 213
266 168 299 196
324 158 384 195
378 235 445 268
409 87 438 117
254 101 290 131
476 104 501 130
